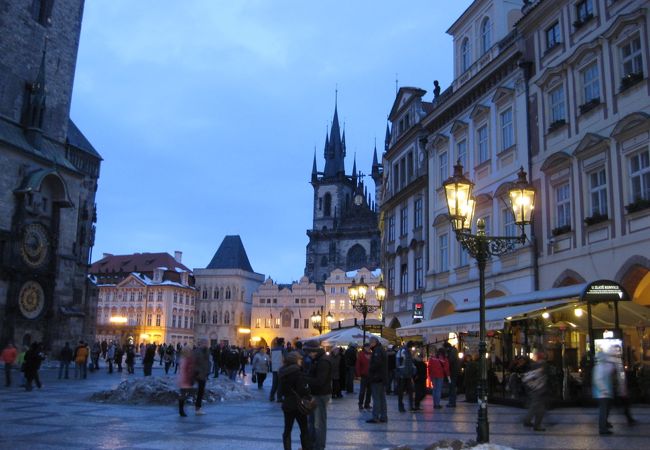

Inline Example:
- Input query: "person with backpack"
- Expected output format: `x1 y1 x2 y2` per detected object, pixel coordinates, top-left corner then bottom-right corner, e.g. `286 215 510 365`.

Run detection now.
428 347 450 409
279 351 312 450
396 341 416 412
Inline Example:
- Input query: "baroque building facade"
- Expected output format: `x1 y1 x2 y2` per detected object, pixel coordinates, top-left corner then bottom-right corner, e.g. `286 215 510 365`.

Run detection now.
0 0 101 350
305 103 382 282
194 236 264 347
90 252 196 346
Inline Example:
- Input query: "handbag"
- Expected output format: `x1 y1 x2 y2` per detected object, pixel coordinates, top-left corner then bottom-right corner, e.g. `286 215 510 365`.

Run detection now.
252 371 257 383
291 387 317 415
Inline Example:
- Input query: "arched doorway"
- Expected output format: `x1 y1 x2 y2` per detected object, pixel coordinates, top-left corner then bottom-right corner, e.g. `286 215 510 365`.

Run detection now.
431 299 455 319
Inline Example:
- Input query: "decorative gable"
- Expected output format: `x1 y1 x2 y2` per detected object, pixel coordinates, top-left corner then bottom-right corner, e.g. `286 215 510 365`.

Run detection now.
469 104 490 121
491 86 515 105
451 120 469 136
573 133 609 157
431 133 450 149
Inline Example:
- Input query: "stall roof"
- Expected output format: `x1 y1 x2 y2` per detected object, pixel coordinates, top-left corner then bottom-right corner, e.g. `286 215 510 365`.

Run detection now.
456 283 588 312
397 299 572 337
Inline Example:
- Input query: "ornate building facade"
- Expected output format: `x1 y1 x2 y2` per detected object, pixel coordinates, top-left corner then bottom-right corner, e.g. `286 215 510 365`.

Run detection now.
305 103 382 282
194 236 264 347
91 252 196 346
0 0 101 350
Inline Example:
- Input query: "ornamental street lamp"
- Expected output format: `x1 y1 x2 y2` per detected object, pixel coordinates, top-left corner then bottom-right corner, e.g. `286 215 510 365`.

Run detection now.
348 276 387 346
442 162 535 443
311 306 334 335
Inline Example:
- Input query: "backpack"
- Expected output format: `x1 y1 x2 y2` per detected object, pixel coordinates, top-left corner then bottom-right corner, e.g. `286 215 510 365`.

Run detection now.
397 348 415 378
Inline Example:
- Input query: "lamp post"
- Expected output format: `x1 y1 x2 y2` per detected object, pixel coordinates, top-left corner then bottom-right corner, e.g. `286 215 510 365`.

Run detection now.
311 306 334 335
442 162 535 443
348 276 387 346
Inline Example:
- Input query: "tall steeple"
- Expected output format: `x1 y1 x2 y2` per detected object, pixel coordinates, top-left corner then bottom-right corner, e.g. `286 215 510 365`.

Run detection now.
323 98 346 179
352 153 357 185
311 148 318 183
384 122 391 152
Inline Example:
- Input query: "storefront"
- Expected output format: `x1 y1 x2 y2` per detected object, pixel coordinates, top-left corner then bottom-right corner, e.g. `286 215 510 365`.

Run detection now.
397 281 650 404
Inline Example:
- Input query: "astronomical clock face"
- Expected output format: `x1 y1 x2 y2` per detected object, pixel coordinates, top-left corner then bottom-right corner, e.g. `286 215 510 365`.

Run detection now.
20 224 50 269
18 281 45 320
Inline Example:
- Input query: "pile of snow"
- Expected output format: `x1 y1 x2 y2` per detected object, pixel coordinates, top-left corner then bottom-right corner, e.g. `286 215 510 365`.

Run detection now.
386 441 516 450
90 376 252 405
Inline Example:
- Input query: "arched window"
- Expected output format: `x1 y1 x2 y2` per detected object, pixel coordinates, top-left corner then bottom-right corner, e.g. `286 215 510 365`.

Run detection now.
225 288 231 299
346 244 367 271
212 311 218 324
224 311 230 324
200 311 206 324
214 288 219 299
481 18 491 54
324 193 332 217
461 37 471 72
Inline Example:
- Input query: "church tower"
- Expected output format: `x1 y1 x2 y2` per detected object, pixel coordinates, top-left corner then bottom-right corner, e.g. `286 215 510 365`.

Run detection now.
305 102 381 282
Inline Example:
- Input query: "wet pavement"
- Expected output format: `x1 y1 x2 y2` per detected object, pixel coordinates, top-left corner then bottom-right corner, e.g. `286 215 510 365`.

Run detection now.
1 363 649 449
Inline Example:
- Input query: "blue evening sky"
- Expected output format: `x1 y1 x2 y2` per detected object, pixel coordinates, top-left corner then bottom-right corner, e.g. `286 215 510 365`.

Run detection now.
71 0 471 283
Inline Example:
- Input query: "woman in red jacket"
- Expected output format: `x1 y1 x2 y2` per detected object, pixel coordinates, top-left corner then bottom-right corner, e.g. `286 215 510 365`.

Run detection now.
355 343 372 410
427 348 449 409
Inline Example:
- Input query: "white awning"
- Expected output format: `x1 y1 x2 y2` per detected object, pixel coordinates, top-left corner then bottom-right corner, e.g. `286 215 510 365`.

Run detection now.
397 299 574 337
456 283 587 312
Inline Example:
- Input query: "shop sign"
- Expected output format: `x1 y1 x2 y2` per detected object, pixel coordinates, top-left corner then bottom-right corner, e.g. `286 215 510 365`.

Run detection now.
582 280 629 303
413 302 424 319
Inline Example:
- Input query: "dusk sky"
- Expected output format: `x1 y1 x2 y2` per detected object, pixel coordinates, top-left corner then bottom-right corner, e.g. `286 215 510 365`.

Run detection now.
71 0 472 283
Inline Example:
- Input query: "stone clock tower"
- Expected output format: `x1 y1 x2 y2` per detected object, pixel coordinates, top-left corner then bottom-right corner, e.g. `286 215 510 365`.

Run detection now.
0 1 101 350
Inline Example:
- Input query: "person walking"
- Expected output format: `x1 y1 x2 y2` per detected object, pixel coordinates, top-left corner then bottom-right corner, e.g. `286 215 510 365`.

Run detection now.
143 343 156 376
114 344 124 372
1 343 17 387
428 348 449 409
238 348 249 377
355 342 371 410
522 351 548 431
444 341 460 407
395 341 415 412
90 341 101 371
177 347 194 417
344 343 357 394
211 344 221 378
106 341 115 374
174 343 182 374
23 342 43 391
330 347 342 399
269 338 286 402
611 345 636 425
225 346 240 381
58 342 73 379
593 350 616 435
192 340 210 415
366 336 388 423
279 352 312 450
164 344 174 375
252 347 270 389
125 344 136 374
413 351 427 410
74 341 88 379
303 340 332 450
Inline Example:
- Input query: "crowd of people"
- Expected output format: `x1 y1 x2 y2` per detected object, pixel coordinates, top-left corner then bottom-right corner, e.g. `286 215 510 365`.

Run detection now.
1 335 639 446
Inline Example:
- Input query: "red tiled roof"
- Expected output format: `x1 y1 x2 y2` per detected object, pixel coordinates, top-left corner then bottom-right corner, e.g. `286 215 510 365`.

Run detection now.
90 252 190 274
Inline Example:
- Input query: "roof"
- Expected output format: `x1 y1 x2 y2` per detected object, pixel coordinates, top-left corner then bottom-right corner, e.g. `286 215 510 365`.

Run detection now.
90 252 191 274
206 235 254 272
67 119 102 159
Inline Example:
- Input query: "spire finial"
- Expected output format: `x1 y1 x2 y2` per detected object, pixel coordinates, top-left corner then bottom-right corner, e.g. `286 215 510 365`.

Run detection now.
395 73 398 95
335 83 338 109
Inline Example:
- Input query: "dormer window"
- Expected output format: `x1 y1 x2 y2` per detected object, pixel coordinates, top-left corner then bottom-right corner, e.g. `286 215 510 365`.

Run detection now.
180 272 189 286
481 18 491 54
153 268 163 283
461 38 471 72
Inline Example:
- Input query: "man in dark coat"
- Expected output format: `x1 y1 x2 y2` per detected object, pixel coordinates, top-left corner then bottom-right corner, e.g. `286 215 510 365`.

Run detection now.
143 343 156 376
344 344 357 393
192 340 211 415
303 341 331 450
211 344 221 378
279 352 312 450
367 336 388 423
445 341 460 407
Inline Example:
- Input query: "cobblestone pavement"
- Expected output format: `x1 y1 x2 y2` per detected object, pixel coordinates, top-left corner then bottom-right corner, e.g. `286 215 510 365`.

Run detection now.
1 363 648 450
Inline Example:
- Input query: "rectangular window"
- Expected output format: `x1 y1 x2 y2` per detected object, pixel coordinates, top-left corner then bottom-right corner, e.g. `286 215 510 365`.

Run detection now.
304 319 309 329
330 299 336 310
173 293 177 303
172 315 176 328
184 317 189 328
630 151 650 202
458 242 468 267
439 151 448 183
274 318 281 328
500 108 513 150
388 267 395 293
457 139 467 168
555 183 572 228
388 215 396 241
146 314 152 326
414 198 423 229
259 298 265 304
130 292 135 302
294 318 299 329
400 158 406 189
339 299 345 310
265 318 271 328
582 63 600 103
255 318 261 328
400 264 408 294
576 0 594 22
439 233 449 272
330 287 335 294
549 85 565 123
156 314 161 327
415 257 423 289
407 151 414 181
621 37 643 77
295 298 299 304
477 125 489 163
589 169 608 216
546 21 561 49
503 208 517 237
400 207 408 236
393 167 399 194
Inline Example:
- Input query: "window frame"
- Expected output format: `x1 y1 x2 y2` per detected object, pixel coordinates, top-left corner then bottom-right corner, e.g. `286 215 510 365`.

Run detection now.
477 125 489 164
588 167 608 217
438 233 449 272
481 18 491 54
499 108 514 151
461 38 471 72
555 182 572 229
548 84 566 124
414 198 423 229
629 150 650 203
545 21 561 50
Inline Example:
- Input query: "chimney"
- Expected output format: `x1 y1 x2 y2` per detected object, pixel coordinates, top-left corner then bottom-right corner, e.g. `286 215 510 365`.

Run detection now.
174 251 182 263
